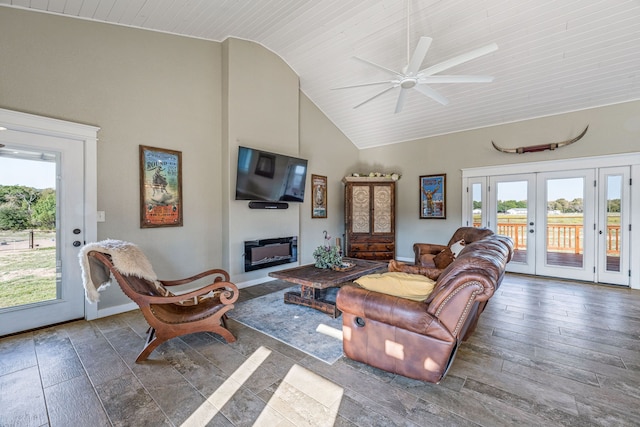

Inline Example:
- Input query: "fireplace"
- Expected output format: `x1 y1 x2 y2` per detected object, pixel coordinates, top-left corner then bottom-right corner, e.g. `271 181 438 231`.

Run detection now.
244 236 298 272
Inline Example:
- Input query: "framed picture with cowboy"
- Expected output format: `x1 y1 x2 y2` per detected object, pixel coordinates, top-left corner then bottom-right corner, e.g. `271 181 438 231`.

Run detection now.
420 174 446 219
139 145 183 228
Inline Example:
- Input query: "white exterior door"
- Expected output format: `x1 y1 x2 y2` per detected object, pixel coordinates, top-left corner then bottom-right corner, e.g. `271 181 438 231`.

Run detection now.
535 170 596 282
489 174 536 275
0 109 98 335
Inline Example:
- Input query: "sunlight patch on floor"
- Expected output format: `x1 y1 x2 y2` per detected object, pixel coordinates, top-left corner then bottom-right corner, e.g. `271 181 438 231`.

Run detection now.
316 323 343 340
181 346 272 426
256 364 343 427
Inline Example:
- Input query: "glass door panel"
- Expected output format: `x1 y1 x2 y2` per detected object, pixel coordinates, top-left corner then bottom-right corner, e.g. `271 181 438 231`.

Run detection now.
545 177 584 268
472 182 483 227
605 175 621 272
0 149 58 309
464 177 486 228
0 132 85 336
597 167 629 285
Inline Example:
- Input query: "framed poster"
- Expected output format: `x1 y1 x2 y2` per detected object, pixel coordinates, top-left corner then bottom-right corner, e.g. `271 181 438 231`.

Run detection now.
311 174 327 218
420 174 446 219
140 145 183 228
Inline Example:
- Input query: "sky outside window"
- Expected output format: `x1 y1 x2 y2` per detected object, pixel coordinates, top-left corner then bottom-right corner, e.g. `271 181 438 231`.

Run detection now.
0 157 56 189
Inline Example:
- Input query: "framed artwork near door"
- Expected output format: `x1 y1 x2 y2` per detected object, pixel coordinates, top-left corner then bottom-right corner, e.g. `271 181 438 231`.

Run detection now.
139 145 183 228
311 174 327 218
420 174 446 219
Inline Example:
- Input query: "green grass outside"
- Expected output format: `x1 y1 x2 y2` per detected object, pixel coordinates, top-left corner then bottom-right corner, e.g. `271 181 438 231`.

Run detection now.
0 247 57 308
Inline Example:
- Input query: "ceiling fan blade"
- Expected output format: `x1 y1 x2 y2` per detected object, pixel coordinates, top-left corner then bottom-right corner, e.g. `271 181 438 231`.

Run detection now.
394 89 408 114
353 56 400 76
420 42 498 76
353 85 397 109
414 84 449 105
419 75 495 84
332 80 394 90
405 36 432 76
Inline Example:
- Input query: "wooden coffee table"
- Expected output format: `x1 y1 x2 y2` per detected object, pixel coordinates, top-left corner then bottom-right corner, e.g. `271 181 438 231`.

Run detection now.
268 257 387 318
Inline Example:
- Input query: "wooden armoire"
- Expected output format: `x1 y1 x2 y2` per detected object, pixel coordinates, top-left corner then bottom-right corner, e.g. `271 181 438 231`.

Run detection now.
342 176 396 260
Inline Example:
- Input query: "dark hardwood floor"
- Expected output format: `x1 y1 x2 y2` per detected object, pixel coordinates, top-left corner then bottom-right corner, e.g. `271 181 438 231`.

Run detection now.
1 274 639 426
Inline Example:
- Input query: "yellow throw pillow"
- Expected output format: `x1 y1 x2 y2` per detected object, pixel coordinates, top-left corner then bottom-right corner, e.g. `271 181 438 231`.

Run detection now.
355 272 436 302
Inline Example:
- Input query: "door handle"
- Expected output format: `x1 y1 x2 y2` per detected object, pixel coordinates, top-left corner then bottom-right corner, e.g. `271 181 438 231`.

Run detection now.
73 241 82 247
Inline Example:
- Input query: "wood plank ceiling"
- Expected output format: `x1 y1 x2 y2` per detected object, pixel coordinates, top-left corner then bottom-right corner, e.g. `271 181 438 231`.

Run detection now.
2 0 639 149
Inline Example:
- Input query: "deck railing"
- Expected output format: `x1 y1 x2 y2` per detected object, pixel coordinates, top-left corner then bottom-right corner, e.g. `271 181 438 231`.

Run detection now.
475 222 620 255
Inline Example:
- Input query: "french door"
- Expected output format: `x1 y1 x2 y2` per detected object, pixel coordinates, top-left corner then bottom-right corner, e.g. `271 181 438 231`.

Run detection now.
0 110 97 335
468 167 630 285
534 170 596 282
489 174 536 275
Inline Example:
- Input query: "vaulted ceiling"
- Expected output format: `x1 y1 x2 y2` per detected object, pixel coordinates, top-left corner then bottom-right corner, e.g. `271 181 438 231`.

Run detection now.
2 0 639 149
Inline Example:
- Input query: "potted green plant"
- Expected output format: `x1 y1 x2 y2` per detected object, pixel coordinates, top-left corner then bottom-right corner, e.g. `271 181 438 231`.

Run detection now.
312 245 342 269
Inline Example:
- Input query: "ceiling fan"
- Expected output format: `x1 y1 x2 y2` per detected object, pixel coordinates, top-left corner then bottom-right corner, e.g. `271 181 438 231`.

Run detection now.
333 6 498 114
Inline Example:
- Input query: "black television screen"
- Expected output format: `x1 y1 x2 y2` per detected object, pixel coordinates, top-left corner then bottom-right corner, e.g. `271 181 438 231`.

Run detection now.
235 146 308 202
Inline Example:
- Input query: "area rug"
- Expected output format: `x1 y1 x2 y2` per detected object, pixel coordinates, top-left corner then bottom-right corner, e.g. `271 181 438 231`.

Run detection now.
228 286 344 364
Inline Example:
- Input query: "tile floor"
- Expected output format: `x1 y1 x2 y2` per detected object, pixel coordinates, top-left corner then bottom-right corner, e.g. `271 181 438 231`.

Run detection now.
1 274 640 426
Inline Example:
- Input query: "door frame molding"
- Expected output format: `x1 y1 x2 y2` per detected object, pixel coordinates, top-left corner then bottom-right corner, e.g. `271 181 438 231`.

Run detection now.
0 108 100 319
462 152 640 290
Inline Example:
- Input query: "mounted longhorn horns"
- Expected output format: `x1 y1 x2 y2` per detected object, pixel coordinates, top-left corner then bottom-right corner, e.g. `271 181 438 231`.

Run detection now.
492 125 589 154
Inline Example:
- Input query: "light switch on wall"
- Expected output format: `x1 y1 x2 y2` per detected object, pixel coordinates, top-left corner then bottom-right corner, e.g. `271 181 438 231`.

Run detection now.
97 211 106 222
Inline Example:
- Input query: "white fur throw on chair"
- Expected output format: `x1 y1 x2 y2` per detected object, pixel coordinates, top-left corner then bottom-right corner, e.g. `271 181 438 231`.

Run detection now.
78 239 160 303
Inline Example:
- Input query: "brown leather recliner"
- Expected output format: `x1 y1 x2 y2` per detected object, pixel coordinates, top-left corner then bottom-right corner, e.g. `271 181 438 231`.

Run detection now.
413 226 494 268
336 232 513 383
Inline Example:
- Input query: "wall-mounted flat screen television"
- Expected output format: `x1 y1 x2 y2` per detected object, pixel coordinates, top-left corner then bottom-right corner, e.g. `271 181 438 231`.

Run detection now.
235 146 308 202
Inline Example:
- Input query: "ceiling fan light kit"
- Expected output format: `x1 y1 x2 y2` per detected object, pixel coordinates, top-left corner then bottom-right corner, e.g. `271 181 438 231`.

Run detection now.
333 36 498 114
333 0 498 114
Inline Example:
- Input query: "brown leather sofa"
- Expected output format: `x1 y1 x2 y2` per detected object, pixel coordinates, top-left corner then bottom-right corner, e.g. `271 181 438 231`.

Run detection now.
336 228 513 383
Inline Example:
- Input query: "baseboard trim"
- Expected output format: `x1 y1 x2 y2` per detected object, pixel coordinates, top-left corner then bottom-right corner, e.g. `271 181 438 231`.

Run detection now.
237 276 276 288
96 302 138 318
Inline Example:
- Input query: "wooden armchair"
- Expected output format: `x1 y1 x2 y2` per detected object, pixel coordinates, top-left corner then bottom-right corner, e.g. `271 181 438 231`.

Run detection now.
87 251 239 362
